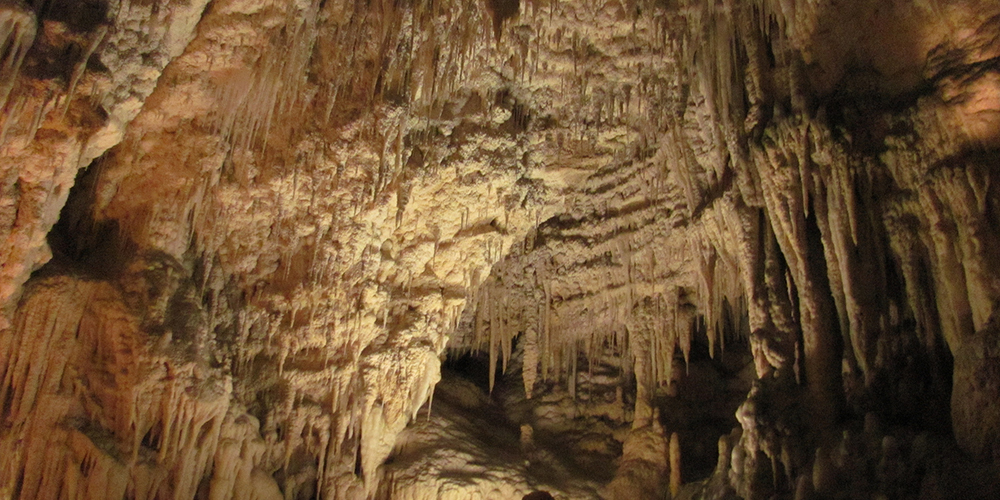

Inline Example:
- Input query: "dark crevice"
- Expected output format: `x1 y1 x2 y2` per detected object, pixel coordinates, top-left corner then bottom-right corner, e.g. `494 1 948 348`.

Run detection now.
45 158 133 279
486 0 520 41
443 350 503 395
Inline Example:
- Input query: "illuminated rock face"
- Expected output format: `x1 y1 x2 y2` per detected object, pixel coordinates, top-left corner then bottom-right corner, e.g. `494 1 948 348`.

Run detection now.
0 0 999 499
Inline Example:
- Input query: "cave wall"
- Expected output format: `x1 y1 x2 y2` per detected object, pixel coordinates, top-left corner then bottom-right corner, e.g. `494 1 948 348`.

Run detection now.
0 0 998 499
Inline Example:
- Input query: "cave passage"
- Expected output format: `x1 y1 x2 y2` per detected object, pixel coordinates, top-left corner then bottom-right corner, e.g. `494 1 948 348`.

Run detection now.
0 1 999 499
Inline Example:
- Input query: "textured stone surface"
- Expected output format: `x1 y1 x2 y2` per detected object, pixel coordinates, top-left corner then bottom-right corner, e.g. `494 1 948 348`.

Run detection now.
0 0 999 499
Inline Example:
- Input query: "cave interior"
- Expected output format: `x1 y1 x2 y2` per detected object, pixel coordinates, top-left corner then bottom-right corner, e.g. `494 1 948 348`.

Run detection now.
0 0 999 499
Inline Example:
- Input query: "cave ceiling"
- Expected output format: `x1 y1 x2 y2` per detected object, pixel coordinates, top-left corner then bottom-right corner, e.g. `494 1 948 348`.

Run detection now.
0 0 999 499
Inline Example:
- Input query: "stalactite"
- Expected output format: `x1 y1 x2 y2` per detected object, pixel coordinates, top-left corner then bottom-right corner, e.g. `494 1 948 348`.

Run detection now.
678 301 693 373
501 292 512 374
486 283 498 393
0 0 34 114
62 26 108 117
212 0 322 152
542 280 552 382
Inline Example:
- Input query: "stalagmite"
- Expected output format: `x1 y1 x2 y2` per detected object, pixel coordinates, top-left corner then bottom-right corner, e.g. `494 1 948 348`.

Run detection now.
793 474 813 500
522 327 538 399
669 432 682 498
812 448 836 496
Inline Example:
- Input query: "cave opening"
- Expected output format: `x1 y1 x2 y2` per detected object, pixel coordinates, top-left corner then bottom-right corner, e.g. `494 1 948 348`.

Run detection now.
426 302 756 493
442 349 498 395
655 316 754 482
45 156 124 276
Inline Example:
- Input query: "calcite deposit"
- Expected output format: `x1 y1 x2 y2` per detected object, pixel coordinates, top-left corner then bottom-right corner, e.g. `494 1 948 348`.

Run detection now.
1 0 999 499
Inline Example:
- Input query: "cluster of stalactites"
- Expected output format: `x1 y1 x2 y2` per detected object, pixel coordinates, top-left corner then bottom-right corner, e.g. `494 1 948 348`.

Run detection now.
0 0 35 112
0 1 115 148
210 0 322 153
468 238 748 409
0 276 241 500
209 0 497 157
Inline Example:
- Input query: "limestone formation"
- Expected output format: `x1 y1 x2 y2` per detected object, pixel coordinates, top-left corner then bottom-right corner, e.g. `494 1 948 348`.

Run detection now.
0 0 999 499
